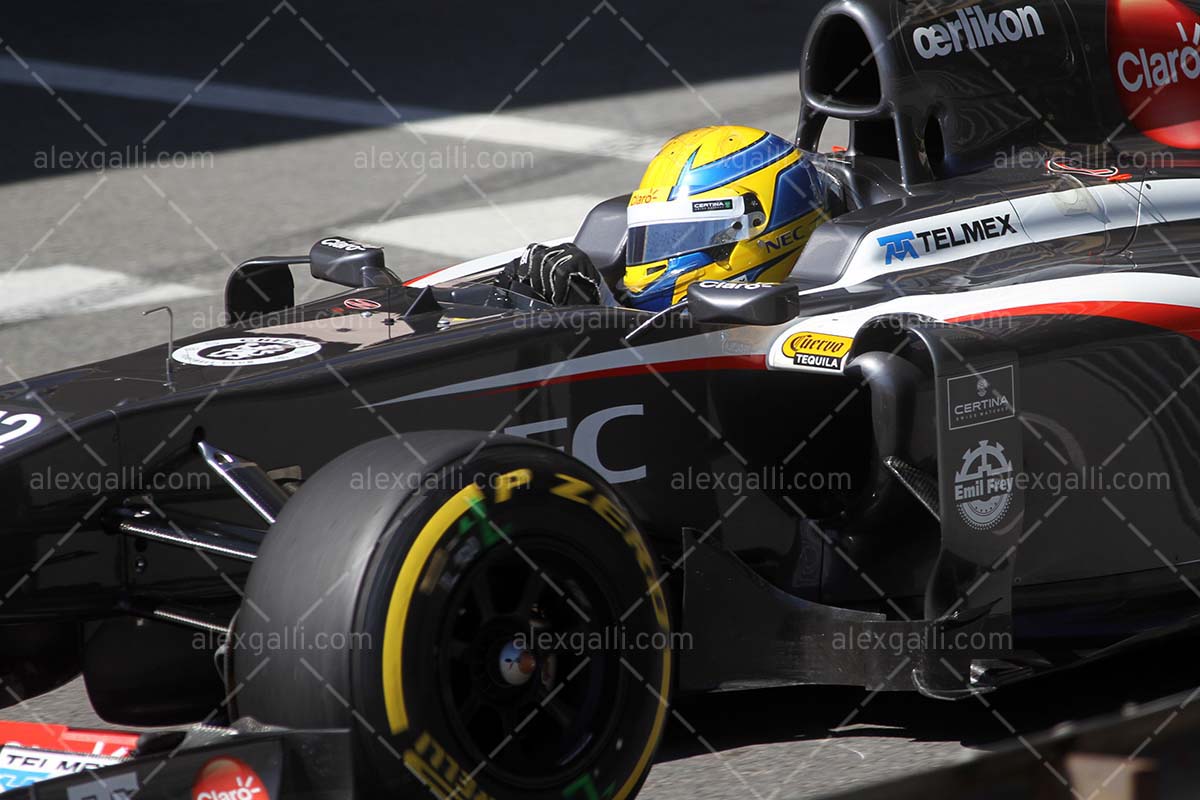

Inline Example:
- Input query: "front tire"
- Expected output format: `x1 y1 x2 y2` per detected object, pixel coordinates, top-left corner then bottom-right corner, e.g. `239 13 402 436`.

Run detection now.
232 433 671 800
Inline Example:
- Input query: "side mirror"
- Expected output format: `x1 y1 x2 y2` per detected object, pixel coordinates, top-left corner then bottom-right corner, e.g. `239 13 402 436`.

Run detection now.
310 237 401 289
225 257 296 323
686 280 799 325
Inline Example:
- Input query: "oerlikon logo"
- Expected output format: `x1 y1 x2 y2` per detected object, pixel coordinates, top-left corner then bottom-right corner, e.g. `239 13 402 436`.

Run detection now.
1109 0 1200 148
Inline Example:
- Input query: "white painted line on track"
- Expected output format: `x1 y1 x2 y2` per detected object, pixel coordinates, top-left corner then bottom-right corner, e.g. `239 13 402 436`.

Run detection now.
0 265 207 325
0 58 661 162
347 194 606 260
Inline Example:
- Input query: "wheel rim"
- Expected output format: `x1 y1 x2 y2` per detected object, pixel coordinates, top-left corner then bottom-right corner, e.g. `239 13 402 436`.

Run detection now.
434 534 627 788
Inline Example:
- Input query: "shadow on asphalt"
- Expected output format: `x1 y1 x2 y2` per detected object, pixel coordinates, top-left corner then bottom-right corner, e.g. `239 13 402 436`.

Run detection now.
0 0 817 185
656 631 1200 762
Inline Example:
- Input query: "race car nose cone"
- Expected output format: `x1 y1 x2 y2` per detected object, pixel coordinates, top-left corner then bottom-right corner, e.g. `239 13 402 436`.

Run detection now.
498 640 538 686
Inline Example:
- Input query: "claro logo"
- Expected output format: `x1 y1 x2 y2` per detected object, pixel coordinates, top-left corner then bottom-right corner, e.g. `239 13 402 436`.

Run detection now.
1115 24 1200 92
1109 0 1200 148
912 3 1046 59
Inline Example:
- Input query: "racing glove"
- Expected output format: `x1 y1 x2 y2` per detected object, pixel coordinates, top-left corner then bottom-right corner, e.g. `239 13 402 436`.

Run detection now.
499 243 604 306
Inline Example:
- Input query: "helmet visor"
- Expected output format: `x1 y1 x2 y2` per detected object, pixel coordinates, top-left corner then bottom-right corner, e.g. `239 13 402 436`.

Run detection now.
626 216 755 265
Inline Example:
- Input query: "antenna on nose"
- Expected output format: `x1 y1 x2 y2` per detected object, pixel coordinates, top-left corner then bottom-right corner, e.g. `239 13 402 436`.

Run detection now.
143 305 175 389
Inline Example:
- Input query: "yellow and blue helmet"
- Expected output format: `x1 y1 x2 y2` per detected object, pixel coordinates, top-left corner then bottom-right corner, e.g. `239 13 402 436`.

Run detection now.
623 126 826 311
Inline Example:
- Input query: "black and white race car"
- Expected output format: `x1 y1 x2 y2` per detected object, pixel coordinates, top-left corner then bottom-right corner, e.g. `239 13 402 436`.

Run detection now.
4 0 1200 796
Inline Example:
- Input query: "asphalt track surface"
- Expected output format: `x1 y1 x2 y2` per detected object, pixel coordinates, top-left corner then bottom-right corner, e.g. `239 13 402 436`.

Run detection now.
0 2 1197 798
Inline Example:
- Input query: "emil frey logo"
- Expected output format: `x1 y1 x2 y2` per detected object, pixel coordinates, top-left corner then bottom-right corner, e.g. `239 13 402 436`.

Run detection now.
1109 0 1200 148
877 214 1018 265
912 3 1046 59
954 439 1015 531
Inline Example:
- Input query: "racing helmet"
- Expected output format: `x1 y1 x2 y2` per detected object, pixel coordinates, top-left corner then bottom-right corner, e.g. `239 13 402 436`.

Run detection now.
624 126 826 311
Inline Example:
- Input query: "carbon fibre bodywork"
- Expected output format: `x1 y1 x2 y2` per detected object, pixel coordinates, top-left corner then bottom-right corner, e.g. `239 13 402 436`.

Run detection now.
4 0 1200 726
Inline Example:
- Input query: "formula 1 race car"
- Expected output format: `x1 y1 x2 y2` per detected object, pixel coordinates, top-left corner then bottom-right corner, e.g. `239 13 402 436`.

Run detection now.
4 0 1200 796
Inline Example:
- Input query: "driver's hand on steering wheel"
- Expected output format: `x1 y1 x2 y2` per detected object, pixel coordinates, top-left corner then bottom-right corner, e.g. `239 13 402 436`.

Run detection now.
499 243 603 306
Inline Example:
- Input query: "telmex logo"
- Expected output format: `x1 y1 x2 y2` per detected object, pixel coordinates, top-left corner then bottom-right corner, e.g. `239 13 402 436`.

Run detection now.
877 214 1018 265
912 3 1046 59
1109 0 1200 148
878 232 920 265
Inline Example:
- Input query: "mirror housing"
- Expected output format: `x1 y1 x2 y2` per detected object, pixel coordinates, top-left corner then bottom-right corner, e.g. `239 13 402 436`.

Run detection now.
310 236 401 289
686 280 798 325
225 257 296 323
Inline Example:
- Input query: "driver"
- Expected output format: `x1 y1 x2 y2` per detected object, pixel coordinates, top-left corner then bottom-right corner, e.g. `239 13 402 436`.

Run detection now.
498 125 828 310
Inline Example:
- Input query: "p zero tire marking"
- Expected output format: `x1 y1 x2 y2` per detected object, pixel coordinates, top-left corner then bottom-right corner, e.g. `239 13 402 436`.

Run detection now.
380 468 670 799
548 472 672 800
382 482 485 734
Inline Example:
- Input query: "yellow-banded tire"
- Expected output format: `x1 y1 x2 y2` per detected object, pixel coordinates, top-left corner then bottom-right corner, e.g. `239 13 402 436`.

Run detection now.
232 433 671 800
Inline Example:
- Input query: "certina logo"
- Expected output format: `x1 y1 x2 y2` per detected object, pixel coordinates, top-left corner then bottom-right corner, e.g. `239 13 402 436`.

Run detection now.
947 366 1016 430
1109 0 1200 148
877 213 1018 265
954 439 1014 531
912 3 1046 59
692 199 734 213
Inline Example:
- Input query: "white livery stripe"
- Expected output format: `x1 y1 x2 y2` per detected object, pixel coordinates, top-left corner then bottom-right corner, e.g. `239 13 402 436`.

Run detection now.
0 265 206 325
364 328 777 407
772 271 1200 371
1009 180 1141 245
813 178 1200 295
1139 178 1200 225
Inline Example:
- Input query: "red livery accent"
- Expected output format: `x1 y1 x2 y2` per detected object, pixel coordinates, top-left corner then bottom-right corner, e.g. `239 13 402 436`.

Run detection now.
0 721 138 758
473 354 767 396
1108 0 1200 148
948 299 1200 339
403 267 447 286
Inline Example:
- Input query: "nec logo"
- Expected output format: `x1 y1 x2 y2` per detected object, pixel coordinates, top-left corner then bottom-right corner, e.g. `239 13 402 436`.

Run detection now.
760 222 811 253
877 214 1018 265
